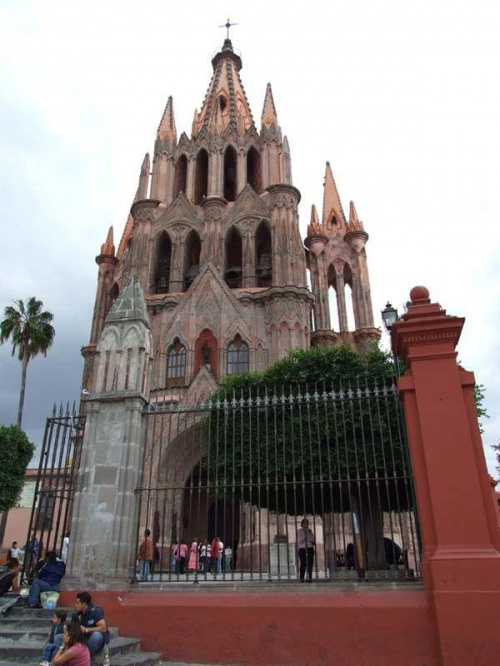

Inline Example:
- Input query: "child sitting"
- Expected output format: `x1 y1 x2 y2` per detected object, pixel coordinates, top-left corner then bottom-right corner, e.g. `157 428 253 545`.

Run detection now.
39 609 67 666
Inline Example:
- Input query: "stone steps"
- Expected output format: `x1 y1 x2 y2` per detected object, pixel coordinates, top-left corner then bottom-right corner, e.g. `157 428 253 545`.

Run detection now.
0 603 162 665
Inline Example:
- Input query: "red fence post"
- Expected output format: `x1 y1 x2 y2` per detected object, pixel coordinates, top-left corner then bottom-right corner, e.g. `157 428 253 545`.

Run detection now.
392 286 500 665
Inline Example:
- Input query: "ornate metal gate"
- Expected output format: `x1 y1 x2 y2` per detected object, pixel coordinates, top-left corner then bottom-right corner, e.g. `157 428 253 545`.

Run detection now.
136 378 421 583
22 404 85 583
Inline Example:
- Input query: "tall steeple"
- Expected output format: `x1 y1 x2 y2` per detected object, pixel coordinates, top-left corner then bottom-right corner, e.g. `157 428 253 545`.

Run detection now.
192 39 254 137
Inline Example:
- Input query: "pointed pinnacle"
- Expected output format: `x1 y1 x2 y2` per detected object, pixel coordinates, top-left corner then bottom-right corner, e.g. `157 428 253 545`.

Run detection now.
137 153 150 200
261 82 279 130
311 204 319 226
322 161 346 226
307 204 323 236
100 226 115 256
157 96 177 143
348 200 364 231
282 135 290 155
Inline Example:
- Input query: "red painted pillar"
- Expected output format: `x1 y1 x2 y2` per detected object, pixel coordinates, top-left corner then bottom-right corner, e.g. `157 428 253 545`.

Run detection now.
393 286 500 666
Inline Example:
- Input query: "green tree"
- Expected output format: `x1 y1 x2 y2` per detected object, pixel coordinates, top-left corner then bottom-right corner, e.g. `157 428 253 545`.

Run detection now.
0 298 55 426
0 425 35 512
204 344 408 570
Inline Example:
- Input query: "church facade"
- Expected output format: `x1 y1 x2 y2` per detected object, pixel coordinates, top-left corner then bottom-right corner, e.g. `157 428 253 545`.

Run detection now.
81 38 380 403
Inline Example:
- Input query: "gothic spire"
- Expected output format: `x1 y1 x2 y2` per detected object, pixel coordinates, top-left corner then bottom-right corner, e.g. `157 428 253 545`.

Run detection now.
347 200 365 232
322 161 346 229
100 226 115 256
192 39 253 138
307 204 323 236
136 153 150 200
261 83 279 131
157 96 177 143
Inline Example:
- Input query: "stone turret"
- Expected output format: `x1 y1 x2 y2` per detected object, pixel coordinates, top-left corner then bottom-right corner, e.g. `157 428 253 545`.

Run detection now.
68 277 152 588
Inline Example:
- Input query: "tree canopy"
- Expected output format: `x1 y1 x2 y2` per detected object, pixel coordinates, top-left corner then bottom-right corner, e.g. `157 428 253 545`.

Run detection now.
203 344 411 515
0 424 35 512
0 297 55 426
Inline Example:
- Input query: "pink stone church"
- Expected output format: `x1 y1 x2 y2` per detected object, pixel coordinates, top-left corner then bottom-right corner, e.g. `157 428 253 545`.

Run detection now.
81 37 380 401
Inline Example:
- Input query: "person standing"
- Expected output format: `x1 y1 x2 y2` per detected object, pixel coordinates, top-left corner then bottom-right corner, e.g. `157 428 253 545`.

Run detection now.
177 540 188 574
171 541 179 572
210 537 221 574
297 518 315 582
61 533 70 563
7 541 23 565
188 538 199 572
137 529 154 582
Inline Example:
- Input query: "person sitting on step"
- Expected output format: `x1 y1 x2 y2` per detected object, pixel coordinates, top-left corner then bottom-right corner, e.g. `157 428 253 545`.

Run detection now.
53 621 90 665
28 551 66 608
39 609 67 666
71 591 110 657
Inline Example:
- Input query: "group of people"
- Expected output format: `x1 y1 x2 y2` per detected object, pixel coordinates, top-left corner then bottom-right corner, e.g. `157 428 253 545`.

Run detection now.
39 591 109 665
137 531 234 579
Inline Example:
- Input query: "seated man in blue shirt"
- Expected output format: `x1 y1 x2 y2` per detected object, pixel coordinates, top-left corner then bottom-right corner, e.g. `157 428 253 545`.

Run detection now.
71 591 110 656
28 551 65 608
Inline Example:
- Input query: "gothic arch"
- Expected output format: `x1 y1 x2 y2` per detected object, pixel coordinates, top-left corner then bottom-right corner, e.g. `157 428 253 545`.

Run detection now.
153 230 172 294
227 334 250 376
223 145 238 202
166 337 187 387
183 229 201 290
246 145 261 193
255 220 272 287
224 225 243 288
194 148 209 205
173 154 188 198
194 329 218 379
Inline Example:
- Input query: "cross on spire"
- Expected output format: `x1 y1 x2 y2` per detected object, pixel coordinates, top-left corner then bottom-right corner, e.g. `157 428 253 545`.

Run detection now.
219 18 237 40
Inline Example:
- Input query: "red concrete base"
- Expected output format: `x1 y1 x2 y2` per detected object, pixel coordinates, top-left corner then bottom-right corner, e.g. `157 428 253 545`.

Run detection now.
432 590 500 666
60 588 440 665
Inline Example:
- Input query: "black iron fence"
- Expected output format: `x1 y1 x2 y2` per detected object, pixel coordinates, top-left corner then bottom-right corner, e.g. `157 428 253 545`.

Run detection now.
21 404 85 583
136 379 421 583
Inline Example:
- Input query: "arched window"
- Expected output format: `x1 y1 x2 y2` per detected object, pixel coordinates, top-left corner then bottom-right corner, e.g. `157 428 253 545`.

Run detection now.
109 282 119 305
247 146 261 193
166 338 186 387
173 154 188 198
224 145 237 202
344 263 357 331
227 335 249 376
225 226 243 288
194 148 209 205
154 231 172 294
184 230 201 290
255 221 272 287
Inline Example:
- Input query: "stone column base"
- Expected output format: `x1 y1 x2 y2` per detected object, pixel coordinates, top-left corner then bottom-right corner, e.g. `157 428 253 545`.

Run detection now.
353 327 381 350
310 329 338 347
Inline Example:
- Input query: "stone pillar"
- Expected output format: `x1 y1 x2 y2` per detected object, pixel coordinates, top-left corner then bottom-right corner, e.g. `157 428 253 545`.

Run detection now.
186 155 195 202
237 149 247 195
129 199 160 294
65 277 153 590
393 285 500 666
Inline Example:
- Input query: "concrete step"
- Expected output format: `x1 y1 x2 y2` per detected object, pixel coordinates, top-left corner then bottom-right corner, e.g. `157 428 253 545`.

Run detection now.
0 635 140 660
0 626 119 642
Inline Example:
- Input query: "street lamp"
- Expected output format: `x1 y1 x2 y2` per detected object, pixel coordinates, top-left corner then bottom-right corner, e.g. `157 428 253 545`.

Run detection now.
381 302 400 377
381 302 399 331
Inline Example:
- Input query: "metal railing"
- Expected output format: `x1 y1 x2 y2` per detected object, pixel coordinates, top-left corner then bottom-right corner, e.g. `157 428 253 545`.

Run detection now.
135 379 421 583
21 404 85 583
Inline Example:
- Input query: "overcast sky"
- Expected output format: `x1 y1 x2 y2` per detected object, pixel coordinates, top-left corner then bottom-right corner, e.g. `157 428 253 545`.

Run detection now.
1 0 499 474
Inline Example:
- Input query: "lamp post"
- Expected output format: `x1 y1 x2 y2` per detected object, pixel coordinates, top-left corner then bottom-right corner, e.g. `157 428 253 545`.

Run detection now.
381 302 400 377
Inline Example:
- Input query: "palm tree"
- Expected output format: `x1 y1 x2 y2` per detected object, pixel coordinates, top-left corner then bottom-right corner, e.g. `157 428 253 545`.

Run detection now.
0 297 55 427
